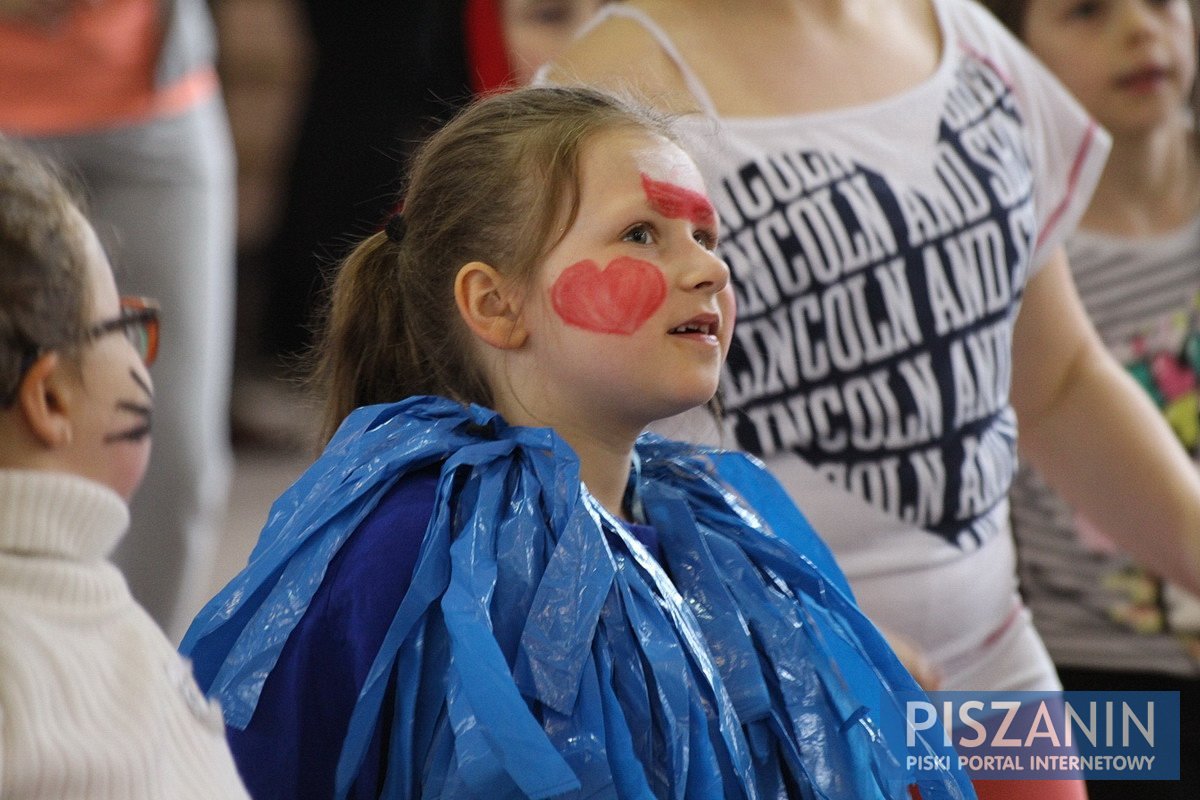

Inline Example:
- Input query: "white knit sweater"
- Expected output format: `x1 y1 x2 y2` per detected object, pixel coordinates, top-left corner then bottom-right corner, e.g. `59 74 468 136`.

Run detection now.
0 470 248 799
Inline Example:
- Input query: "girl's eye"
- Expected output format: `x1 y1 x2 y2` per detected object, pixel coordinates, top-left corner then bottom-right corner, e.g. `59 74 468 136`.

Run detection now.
622 223 655 245
694 229 719 251
514 0 574 27
1066 0 1104 19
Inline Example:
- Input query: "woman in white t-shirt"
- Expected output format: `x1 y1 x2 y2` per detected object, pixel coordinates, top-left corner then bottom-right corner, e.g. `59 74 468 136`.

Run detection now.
542 2 1200 796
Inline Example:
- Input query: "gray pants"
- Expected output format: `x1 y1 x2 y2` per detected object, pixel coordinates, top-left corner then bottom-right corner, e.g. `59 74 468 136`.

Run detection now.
24 96 236 641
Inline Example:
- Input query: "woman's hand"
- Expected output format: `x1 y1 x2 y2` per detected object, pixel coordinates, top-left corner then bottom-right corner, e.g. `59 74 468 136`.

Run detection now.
880 626 943 691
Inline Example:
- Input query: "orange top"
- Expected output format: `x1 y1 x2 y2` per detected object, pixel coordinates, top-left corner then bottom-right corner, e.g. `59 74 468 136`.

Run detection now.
0 0 216 135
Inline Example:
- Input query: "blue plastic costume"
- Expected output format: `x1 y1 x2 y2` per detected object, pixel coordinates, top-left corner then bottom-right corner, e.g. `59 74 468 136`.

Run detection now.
181 396 973 800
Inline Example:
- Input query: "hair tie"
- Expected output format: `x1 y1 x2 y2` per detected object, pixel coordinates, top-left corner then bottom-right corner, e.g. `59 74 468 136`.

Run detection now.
385 214 407 244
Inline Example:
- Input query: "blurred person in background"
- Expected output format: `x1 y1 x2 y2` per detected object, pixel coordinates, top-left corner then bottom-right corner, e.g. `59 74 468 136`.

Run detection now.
983 1 1200 797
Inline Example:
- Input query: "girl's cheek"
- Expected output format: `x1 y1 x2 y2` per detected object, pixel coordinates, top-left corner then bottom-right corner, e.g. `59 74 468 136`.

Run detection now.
720 287 737 354
549 256 666 335
106 439 152 502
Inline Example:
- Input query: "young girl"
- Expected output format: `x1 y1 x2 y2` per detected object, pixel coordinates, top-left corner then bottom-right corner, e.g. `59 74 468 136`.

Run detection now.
181 86 971 799
0 137 248 799
982 1 1200 797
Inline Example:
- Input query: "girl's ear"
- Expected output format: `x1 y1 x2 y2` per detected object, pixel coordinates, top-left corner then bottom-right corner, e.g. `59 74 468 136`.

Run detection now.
455 261 529 349
16 352 74 448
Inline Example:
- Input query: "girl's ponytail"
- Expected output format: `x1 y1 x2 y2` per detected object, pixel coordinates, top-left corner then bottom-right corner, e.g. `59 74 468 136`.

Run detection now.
311 231 412 443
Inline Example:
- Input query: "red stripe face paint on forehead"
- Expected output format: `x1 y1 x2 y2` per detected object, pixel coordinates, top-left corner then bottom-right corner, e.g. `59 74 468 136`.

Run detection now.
641 173 716 228
550 256 667 335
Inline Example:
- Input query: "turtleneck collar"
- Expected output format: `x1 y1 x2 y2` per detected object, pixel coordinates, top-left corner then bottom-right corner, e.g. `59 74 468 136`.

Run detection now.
0 470 129 561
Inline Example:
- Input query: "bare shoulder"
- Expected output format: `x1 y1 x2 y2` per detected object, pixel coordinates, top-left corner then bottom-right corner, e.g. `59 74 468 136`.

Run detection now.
539 3 700 114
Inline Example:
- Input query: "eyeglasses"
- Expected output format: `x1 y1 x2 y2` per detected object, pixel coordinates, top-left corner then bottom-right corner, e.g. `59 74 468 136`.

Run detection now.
89 296 160 367
2 295 160 408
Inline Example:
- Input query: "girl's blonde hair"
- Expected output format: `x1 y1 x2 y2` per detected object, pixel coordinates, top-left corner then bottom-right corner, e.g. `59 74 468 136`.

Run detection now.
311 85 678 442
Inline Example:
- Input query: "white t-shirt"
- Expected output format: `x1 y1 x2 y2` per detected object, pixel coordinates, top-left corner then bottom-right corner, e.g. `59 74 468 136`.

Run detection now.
571 0 1110 688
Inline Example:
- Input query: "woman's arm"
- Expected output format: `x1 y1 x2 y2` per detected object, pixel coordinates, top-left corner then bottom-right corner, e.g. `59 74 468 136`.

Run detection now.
1011 246 1200 594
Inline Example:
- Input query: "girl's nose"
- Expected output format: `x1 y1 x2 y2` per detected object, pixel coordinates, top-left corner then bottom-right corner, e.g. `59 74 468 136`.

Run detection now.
1119 0 1166 42
684 247 731 294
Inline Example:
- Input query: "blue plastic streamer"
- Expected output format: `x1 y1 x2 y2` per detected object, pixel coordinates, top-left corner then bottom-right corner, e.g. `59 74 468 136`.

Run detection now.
644 486 773 724
181 395 974 799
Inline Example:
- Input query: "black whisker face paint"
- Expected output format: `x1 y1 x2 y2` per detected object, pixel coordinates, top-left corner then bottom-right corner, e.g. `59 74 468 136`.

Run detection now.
130 369 153 400
104 368 154 444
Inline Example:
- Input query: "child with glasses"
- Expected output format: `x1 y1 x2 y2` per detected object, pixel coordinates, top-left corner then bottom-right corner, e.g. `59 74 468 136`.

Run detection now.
0 136 248 799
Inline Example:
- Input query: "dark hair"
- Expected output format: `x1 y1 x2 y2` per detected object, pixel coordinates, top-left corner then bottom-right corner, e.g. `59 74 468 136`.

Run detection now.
0 137 90 406
311 85 679 442
979 0 1028 37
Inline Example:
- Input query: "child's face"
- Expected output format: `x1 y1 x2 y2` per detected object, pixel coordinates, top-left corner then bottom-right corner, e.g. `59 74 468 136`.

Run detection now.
1022 0 1196 137
502 0 608 85
517 128 734 434
67 211 155 501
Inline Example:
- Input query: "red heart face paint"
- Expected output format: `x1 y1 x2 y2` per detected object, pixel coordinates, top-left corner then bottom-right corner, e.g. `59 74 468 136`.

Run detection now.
641 173 716 228
104 369 154 444
550 256 667 335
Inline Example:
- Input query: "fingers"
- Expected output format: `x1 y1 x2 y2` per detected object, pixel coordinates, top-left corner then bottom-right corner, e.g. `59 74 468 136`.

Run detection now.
881 626 944 691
